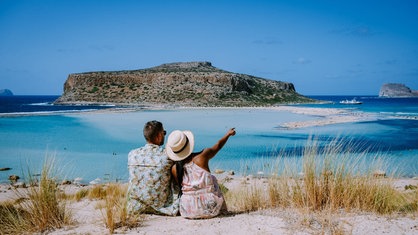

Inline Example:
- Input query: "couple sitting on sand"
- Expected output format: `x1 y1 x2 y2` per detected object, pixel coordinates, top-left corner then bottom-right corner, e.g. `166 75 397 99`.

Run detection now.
126 120 236 219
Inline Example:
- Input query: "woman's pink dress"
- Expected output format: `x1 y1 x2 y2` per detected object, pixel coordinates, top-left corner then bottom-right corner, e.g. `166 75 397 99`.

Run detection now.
180 161 227 219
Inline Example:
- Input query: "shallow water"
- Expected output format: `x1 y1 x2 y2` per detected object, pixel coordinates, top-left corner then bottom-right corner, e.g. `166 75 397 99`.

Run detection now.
1 108 417 183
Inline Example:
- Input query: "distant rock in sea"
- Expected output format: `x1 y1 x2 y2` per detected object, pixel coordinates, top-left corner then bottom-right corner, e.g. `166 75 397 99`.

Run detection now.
379 83 418 97
0 89 13 96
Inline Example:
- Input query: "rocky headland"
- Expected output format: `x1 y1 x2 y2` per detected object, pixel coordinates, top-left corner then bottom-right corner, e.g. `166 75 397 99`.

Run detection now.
0 89 13 96
379 83 418 97
54 62 315 107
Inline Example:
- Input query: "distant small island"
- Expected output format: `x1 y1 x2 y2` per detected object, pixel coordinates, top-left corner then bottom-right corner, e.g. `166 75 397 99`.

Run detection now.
379 83 418 97
0 89 13 96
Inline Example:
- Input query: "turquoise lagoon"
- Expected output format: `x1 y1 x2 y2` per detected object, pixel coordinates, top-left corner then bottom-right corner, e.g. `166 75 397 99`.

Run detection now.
1 105 417 184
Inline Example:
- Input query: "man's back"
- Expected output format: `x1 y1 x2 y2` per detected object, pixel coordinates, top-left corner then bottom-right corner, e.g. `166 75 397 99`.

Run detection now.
127 143 177 215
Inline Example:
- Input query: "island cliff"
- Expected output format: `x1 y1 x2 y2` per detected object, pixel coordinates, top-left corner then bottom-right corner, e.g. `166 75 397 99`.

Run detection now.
55 62 314 107
0 89 13 96
379 83 418 98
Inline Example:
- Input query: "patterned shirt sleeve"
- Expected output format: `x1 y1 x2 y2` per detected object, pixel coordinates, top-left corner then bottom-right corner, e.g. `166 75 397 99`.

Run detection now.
127 144 179 215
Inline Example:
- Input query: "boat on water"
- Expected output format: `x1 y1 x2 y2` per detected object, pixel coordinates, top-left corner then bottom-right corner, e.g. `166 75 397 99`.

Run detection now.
339 98 362 104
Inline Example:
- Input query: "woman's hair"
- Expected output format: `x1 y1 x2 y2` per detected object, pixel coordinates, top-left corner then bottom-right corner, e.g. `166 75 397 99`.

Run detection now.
175 161 185 197
175 151 202 197
143 120 163 142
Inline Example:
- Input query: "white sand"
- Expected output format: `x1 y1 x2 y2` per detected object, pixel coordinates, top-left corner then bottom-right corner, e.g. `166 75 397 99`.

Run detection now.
47 205 417 235
2 105 381 130
1 177 417 235
64 106 379 140
84 105 380 130
270 106 375 129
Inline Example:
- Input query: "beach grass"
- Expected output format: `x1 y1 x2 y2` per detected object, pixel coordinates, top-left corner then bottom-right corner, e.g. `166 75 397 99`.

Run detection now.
88 184 107 200
100 183 142 234
73 188 89 201
71 184 107 201
0 158 73 234
224 179 268 212
69 183 142 234
225 136 416 215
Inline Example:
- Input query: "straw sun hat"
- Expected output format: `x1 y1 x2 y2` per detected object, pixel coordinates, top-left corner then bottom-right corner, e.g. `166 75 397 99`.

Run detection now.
166 130 195 161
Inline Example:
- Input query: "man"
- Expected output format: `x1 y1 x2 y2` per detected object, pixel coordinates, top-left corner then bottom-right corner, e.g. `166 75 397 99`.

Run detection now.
127 120 179 216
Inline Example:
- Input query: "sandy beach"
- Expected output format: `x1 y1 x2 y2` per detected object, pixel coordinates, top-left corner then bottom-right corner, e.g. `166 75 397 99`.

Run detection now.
270 106 376 129
55 200 418 235
1 174 417 235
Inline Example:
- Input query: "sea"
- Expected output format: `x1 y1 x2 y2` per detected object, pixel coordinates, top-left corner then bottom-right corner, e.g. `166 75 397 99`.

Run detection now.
1 95 417 184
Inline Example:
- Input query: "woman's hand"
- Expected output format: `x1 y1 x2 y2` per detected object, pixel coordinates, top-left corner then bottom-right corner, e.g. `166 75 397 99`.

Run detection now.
227 128 236 137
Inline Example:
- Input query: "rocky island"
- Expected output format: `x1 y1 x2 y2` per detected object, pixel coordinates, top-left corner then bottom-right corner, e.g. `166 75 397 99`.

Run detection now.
55 62 314 107
0 89 13 96
379 83 418 97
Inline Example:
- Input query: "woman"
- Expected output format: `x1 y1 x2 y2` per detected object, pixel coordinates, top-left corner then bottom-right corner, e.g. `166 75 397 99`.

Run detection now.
166 128 236 219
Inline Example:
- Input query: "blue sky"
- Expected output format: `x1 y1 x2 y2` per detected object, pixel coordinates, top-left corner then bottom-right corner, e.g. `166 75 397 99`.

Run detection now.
1 0 417 95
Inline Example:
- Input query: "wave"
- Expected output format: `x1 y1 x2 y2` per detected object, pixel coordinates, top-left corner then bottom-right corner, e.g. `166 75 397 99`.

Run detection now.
26 102 54 106
26 102 116 107
380 111 418 116
0 109 101 117
69 103 116 107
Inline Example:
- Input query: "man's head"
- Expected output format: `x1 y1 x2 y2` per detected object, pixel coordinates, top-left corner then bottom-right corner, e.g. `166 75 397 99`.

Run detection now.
143 120 166 145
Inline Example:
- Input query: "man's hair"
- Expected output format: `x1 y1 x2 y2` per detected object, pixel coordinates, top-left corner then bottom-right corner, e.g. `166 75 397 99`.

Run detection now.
143 120 163 142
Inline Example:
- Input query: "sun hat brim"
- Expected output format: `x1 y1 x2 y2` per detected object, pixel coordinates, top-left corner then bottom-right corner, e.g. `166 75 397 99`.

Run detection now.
166 130 194 161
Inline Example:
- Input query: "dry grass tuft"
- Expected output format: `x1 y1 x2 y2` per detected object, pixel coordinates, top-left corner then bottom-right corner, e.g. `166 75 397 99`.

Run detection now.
225 179 268 212
73 188 89 201
224 136 417 234
399 187 418 212
226 136 416 216
0 201 29 234
64 183 142 233
0 158 73 234
68 184 106 202
87 184 107 200
96 183 143 234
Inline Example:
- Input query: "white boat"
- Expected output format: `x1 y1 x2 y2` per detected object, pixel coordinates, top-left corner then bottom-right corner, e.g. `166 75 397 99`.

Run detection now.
339 98 362 104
